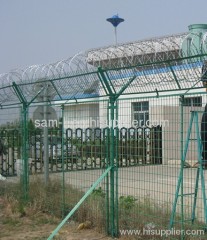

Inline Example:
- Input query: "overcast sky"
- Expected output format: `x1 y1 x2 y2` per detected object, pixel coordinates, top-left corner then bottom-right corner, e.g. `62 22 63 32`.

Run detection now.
1 0 207 73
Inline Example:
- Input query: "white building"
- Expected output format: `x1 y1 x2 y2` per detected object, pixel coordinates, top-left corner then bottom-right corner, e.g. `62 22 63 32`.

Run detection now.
62 24 207 165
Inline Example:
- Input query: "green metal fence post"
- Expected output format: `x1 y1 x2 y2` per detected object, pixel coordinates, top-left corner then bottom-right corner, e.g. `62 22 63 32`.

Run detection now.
180 95 185 239
22 104 29 201
115 101 119 237
98 68 113 236
109 96 116 237
12 82 29 201
97 67 137 237
12 81 50 201
106 104 110 235
98 67 119 237
61 104 66 218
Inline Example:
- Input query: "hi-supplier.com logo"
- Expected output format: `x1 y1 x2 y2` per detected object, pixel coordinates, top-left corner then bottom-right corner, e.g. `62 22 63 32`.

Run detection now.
119 226 205 237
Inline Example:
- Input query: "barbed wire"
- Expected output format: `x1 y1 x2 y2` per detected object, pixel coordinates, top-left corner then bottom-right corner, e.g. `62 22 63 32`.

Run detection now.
0 32 207 105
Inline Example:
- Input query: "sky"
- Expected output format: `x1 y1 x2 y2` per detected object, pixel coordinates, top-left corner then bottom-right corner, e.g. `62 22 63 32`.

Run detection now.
1 0 207 73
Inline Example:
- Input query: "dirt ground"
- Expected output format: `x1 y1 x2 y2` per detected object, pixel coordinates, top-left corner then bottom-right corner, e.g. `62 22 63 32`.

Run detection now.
0 197 114 240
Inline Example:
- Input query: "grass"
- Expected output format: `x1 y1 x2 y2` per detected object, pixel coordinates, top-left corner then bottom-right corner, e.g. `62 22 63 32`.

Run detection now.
117 195 207 239
0 176 106 232
0 177 207 239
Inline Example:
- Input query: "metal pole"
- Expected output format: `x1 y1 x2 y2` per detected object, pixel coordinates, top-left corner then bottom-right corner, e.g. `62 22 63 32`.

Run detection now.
61 104 65 217
12 82 29 201
115 100 119 237
97 68 119 237
43 87 49 184
114 27 117 45
106 104 110 235
22 104 29 201
109 96 116 237
180 96 185 239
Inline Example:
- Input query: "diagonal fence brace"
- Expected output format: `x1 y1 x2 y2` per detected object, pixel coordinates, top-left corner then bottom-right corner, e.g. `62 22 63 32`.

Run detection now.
47 166 112 240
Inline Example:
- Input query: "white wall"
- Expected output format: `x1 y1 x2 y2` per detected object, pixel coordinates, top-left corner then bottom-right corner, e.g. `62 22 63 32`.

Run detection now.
64 103 99 129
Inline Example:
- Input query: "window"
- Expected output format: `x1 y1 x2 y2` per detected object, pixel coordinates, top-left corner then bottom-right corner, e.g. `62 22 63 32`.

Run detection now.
182 97 202 107
132 101 149 127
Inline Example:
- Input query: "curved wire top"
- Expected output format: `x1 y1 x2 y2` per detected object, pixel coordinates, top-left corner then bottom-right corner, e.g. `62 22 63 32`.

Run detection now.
87 32 187 68
0 31 207 106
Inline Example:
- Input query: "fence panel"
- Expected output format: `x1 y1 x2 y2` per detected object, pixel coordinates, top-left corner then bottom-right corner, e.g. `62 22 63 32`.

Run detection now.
117 94 207 237
0 107 21 176
1 82 207 239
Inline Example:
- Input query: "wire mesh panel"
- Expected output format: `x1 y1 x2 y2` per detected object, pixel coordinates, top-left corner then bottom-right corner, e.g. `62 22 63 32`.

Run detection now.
61 168 108 233
117 94 207 239
30 101 109 229
0 107 21 177
27 104 62 174
2 30 207 239
65 127 109 170
118 126 162 167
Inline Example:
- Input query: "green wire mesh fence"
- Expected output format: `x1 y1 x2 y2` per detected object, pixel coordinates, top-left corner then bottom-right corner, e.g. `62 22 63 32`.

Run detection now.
1 29 207 239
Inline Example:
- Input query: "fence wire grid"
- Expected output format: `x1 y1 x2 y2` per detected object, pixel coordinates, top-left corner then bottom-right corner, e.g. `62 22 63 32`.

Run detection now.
1 31 207 240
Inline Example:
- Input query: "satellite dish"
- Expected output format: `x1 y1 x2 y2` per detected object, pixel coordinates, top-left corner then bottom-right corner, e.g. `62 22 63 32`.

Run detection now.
33 106 58 128
33 81 56 101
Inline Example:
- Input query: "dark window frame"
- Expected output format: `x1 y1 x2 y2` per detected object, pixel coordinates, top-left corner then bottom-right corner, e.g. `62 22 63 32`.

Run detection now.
182 96 202 107
132 101 149 127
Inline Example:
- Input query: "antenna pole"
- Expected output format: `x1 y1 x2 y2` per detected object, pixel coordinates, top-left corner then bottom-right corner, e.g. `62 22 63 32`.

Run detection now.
114 27 117 45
